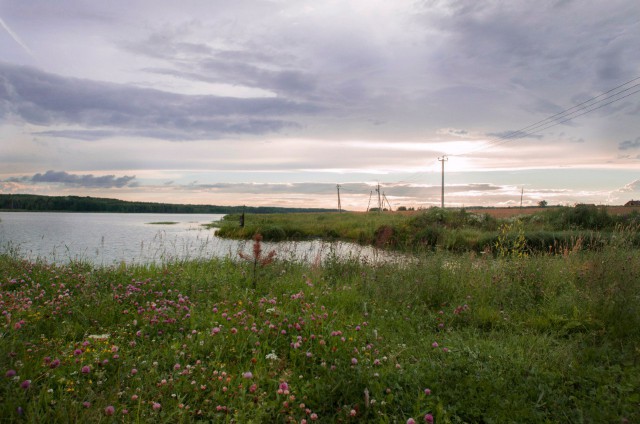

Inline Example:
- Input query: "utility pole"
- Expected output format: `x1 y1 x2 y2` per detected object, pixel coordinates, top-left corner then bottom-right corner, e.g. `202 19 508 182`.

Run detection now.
438 156 448 208
336 184 342 213
520 187 524 209
376 183 382 213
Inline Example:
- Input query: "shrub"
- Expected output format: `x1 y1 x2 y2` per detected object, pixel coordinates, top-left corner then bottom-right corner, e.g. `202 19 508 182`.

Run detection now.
260 225 287 241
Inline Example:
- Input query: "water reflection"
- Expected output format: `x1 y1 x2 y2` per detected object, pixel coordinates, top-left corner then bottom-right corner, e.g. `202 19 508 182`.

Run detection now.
0 212 403 265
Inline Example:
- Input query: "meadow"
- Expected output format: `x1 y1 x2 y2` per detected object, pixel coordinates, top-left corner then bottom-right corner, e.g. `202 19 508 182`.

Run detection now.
1 211 639 423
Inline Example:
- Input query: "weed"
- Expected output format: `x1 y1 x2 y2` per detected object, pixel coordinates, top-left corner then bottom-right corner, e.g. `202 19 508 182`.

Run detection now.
238 233 276 290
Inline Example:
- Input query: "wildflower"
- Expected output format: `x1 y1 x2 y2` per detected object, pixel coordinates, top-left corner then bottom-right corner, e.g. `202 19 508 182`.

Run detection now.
73 349 83 356
351 358 358 365
5 369 16 378
89 334 110 340
104 406 115 416
242 371 253 379
131 368 138 375
131 395 139 401
152 402 161 411
81 366 91 374
424 388 431 395
424 413 434 423
50 359 61 369
310 413 318 421
431 342 439 348
407 419 416 424
83 401 91 408
20 380 31 390
278 381 290 395
350 409 357 417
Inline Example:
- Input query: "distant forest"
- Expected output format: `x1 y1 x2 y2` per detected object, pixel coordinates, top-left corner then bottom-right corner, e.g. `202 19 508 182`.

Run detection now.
0 194 336 214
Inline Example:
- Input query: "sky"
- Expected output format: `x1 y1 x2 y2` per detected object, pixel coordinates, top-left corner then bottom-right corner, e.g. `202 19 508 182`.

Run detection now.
0 0 639 210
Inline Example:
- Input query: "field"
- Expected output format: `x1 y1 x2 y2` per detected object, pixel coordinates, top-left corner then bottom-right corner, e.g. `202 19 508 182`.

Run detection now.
1 217 639 422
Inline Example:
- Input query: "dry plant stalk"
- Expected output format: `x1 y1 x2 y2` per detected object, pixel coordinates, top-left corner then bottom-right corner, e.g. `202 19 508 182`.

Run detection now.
238 233 276 289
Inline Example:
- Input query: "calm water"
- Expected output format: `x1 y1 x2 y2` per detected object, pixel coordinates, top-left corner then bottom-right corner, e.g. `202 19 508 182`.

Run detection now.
0 212 395 265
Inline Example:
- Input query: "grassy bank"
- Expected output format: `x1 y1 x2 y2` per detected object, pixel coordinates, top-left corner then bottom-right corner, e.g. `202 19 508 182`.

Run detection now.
214 212 409 244
1 239 639 422
215 205 640 253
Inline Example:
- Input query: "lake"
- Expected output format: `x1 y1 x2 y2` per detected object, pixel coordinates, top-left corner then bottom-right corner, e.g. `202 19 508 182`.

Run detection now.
0 212 397 265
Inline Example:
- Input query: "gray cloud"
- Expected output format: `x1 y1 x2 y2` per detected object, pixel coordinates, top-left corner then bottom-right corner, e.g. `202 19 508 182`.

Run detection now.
1 1 639 209
437 128 469 137
178 181 504 198
486 130 544 140
417 1 640 85
30 170 136 188
619 137 640 151
0 62 317 140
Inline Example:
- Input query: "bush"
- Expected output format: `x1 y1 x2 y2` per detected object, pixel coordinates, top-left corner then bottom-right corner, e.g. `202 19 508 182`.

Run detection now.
544 205 614 230
260 226 287 241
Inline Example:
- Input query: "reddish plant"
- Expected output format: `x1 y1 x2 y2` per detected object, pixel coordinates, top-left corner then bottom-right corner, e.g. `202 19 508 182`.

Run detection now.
238 233 276 289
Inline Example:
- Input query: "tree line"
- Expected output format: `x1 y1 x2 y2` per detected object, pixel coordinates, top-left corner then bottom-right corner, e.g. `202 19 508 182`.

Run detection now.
0 194 336 214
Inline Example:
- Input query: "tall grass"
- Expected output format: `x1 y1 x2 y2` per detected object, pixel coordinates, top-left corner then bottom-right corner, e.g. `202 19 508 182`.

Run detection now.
1 237 638 422
215 207 640 254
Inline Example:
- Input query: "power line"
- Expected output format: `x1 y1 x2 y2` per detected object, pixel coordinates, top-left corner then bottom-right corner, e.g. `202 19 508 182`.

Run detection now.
476 86 640 153
450 76 640 157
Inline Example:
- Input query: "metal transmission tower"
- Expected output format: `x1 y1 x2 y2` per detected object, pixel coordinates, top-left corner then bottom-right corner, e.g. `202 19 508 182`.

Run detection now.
382 192 393 212
336 184 342 212
438 156 448 208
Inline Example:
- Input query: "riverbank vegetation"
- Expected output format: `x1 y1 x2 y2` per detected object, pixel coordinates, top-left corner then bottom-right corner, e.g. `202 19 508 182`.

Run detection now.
216 204 640 253
1 228 639 422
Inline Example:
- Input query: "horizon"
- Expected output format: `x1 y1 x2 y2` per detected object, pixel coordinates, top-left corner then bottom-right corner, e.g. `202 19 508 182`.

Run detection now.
2 192 637 212
1 1 639 211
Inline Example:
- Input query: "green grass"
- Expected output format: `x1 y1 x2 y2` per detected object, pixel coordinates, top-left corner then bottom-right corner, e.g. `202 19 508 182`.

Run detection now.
215 207 640 254
215 211 410 244
1 238 639 423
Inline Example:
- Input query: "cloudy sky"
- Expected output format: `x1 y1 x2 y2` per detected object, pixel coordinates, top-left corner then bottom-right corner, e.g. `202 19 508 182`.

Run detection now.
1 0 639 210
